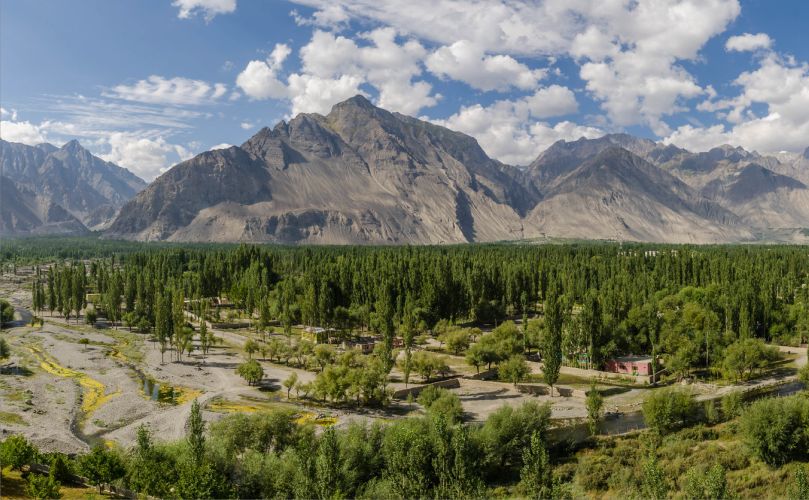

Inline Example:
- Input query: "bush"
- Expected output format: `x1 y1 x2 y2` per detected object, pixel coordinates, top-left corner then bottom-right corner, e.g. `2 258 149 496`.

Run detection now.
642 387 696 435
722 339 779 381
740 396 809 466
48 453 73 483
27 473 61 499
417 386 463 423
236 360 264 386
0 434 36 470
721 392 745 420
77 445 126 493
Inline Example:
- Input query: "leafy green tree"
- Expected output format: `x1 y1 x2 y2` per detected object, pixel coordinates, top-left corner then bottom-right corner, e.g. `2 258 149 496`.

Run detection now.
77 445 126 493
499 355 529 386
0 337 10 360
642 387 696 435
283 372 298 398
237 359 264 386
313 344 334 372
0 299 15 326
27 473 61 499
520 431 552 498
382 419 433 499
740 396 809 466
244 338 259 360
641 455 668 500
683 464 728 500
1 434 36 471
722 338 779 381
443 328 471 355
586 382 604 436
418 387 464 424
84 305 97 326
542 288 564 395
315 427 344 499
187 399 205 466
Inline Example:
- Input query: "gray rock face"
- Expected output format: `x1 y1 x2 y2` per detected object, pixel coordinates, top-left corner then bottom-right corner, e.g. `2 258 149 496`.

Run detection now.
0 139 147 232
0 176 88 236
105 95 809 244
109 95 532 244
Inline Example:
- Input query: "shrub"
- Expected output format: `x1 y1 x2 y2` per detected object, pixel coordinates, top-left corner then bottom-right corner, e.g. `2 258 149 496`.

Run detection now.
236 360 264 386
27 474 61 499
721 392 745 420
642 387 696 435
740 396 809 466
0 434 36 471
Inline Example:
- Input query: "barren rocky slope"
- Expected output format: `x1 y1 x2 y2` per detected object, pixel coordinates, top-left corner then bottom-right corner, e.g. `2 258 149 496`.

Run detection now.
108 96 534 244
0 139 146 233
106 96 809 244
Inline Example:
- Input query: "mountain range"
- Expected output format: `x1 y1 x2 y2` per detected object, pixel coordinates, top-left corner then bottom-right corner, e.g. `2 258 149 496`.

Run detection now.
0 139 147 235
4 95 809 244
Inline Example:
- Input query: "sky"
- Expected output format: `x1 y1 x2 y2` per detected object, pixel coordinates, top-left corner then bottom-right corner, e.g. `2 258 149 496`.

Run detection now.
1 0 808 181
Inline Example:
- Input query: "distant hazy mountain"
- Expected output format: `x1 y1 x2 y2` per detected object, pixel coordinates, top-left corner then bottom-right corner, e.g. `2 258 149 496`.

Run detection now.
103 95 809 244
0 139 146 235
0 175 88 236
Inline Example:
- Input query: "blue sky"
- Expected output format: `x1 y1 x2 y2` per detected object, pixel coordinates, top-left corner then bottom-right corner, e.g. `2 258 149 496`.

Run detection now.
2 0 808 180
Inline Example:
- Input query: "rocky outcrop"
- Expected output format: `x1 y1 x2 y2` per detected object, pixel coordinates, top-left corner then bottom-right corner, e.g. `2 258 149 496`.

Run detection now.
105 96 809 244
0 139 146 231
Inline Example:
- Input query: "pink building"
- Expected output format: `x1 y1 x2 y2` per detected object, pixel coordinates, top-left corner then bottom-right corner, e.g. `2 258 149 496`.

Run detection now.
604 355 654 376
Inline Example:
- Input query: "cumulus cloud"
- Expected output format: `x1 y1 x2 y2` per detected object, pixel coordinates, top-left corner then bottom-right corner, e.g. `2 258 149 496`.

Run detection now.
101 133 191 180
524 85 578 119
665 53 809 153
725 32 772 52
0 118 47 144
235 44 291 100
425 40 544 92
237 29 438 115
433 87 596 165
105 76 228 105
287 74 364 115
298 28 438 114
173 0 236 21
291 0 741 137
210 143 234 150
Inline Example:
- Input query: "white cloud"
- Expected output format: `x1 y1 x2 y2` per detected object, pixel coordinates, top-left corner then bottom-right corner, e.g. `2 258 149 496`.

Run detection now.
665 53 809 153
237 29 438 115
105 76 228 105
0 107 18 121
432 87 597 165
236 44 291 100
726 32 772 52
576 0 740 135
101 132 190 180
289 0 582 55
0 96 207 180
292 0 741 136
425 40 544 91
0 119 47 144
286 74 364 115
524 85 578 119
291 5 349 28
240 122 253 130
173 0 236 21
210 143 234 150
298 28 437 114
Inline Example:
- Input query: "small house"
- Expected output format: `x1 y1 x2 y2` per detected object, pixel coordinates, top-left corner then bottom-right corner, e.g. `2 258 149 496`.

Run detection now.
604 355 654 376
301 326 336 344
